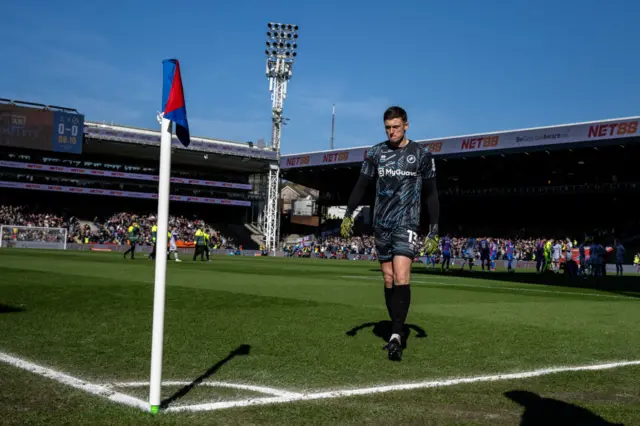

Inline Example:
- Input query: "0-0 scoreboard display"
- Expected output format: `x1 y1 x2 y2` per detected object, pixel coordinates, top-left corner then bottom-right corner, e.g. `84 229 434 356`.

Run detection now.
53 111 83 153
0 101 84 154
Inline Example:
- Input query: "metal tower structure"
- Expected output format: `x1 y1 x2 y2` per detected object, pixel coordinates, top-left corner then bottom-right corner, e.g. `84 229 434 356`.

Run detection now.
263 22 299 252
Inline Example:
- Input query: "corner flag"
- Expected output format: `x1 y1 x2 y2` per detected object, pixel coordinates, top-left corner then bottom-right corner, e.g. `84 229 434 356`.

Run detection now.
161 59 190 147
149 58 191 415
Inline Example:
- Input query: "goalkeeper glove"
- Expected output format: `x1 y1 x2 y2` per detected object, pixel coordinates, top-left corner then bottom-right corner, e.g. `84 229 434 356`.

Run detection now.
423 224 439 255
341 215 354 239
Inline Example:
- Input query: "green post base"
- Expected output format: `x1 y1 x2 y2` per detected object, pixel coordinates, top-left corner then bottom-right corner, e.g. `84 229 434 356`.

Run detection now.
150 405 160 415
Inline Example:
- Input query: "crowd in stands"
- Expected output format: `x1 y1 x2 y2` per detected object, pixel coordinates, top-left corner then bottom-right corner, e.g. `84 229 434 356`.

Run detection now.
283 234 574 262
0 205 235 249
82 212 234 248
0 205 68 229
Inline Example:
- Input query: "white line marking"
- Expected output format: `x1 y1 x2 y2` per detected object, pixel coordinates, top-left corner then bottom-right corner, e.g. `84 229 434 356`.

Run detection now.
341 275 638 300
0 351 147 411
110 380 301 398
165 360 640 412
3 350 640 414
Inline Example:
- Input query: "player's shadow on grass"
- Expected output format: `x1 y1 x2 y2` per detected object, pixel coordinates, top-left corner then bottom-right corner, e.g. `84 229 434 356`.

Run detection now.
160 344 251 409
409 267 640 299
505 390 623 425
0 303 25 313
345 321 427 348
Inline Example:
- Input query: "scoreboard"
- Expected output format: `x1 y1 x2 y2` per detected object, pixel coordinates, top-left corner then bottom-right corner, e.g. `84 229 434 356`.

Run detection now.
0 103 84 154
52 110 83 153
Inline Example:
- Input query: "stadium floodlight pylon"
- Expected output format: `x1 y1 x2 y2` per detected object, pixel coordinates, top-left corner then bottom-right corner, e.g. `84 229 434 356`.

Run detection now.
263 22 299 254
148 59 191 415
0 225 67 250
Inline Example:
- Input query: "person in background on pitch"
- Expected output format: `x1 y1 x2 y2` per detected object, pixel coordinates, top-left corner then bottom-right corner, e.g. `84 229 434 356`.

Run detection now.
505 238 515 273
341 106 440 362
440 233 452 272
168 226 181 262
149 218 158 260
479 237 490 271
615 239 625 276
123 219 141 260
193 225 207 261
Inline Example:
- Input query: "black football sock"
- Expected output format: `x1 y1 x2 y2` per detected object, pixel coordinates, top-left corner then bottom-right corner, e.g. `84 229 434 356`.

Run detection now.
384 286 394 320
391 285 411 338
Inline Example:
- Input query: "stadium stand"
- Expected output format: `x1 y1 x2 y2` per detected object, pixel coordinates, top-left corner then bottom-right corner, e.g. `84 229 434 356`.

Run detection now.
0 99 276 252
2 98 639 264
280 116 640 263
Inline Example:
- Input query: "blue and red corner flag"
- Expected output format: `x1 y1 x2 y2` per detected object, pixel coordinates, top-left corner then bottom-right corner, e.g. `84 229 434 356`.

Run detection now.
161 59 190 147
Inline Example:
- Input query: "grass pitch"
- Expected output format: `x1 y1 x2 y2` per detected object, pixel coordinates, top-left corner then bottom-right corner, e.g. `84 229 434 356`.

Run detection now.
0 249 639 425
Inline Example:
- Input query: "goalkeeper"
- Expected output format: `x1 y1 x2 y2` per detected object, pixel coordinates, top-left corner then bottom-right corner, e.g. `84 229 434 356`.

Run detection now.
341 106 440 362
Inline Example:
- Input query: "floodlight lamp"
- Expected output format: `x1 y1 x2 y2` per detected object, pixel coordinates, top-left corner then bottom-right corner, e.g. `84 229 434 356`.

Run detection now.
292 52 297 57
267 31 272 37
265 50 270 55
292 43 297 49
286 43 291 48
274 23 280 29
286 24 292 30
286 33 292 39
293 33 298 39
267 23 272 28
266 41 271 47
278 42 283 48
294 25 299 30
271 50 277 55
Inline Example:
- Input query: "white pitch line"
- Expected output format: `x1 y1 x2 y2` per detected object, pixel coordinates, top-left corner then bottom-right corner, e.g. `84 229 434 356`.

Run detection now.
0 351 147 411
164 359 640 412
2 350 640 414
110 380 302 398
341 275 638 300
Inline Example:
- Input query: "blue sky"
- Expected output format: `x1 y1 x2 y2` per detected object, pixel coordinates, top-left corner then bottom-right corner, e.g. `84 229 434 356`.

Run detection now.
3 0 639 154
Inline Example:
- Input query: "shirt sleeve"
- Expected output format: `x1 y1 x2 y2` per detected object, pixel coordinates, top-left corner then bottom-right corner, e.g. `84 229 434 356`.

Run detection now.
420 149 436 180
360 147 378 179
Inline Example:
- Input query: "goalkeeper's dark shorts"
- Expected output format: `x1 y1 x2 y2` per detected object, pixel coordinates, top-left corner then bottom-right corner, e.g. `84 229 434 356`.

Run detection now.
374 226 418 262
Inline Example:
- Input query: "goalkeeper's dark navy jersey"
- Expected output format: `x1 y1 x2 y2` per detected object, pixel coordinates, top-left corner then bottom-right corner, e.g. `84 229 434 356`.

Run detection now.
360 140 436 230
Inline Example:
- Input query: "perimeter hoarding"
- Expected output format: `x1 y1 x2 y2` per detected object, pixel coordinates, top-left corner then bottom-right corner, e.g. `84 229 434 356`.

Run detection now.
0 104 84 154
281 117 640 169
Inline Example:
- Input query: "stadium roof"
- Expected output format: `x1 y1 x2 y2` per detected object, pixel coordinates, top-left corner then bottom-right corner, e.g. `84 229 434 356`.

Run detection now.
85 121 277 162
280 115 640 169
83 136 270 173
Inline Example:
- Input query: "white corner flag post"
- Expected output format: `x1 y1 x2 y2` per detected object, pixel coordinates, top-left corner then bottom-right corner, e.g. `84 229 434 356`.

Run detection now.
149 58 190 414
149 114 173 414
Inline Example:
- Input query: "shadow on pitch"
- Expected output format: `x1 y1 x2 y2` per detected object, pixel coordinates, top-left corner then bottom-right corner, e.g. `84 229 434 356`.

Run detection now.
346 320 427 348
406 266 640 299
0 303 26 313
505 390 623 425
160 344 251 409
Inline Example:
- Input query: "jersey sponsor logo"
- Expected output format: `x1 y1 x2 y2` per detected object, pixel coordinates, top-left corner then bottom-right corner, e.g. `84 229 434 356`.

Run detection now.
460 135 499 150
587 121 638 138
377 167 418 177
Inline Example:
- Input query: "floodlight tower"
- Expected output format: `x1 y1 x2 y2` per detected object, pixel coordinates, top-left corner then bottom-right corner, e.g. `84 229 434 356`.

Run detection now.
263 22 299 252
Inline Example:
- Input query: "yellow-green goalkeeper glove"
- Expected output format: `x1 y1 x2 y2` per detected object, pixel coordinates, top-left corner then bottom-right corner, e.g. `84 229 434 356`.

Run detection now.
423 224 439 256
341 215 354 239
